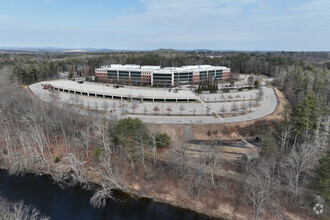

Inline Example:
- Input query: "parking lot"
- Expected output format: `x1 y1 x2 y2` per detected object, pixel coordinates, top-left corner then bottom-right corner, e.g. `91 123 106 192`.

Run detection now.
29 80 277 124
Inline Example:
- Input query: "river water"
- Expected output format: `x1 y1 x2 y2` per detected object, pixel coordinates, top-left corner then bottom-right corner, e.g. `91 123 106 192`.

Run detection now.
0 169 212 220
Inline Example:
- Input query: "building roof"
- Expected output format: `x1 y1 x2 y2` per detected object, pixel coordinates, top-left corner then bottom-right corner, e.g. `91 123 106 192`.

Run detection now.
97 64 230 73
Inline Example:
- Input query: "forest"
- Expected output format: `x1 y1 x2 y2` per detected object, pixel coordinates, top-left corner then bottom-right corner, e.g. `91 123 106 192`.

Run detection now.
0 50 329 219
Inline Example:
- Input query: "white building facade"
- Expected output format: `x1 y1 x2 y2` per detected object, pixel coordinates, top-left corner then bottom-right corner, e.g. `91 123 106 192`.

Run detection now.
95 64 230 87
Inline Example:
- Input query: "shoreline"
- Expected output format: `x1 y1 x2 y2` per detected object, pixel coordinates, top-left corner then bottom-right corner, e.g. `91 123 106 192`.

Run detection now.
0 166 224 219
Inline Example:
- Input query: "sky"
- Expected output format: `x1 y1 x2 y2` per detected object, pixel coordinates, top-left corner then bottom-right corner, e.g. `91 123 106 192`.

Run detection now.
0 0 329 51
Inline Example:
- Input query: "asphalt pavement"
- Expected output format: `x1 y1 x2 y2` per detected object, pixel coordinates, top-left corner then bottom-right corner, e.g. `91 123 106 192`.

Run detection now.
29 82 277 125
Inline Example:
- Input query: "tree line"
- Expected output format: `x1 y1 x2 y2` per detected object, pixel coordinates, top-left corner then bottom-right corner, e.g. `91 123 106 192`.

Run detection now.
6 51 329 85
0 51 329 219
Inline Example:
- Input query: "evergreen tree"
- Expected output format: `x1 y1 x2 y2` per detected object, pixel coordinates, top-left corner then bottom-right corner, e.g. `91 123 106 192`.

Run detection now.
260 128 277 157
317 151 330 202
293 65 304 97
291 92 318 135
254 80 259 89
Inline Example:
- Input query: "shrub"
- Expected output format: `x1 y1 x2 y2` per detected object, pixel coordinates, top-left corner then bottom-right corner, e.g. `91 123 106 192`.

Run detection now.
54 157 60 163
254 80 259 88
155 133 170 148
94 146 103 158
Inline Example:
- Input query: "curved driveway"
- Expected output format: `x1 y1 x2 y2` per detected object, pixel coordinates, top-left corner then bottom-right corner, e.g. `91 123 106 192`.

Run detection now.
29 82 277 125
127 87 277 124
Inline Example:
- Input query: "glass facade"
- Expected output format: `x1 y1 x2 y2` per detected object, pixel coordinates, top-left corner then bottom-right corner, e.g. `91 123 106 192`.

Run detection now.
216 70 223 79
174 72 193 85
199 71 208 81
153 73 172 87
130 71 142 84
99 65 230 86
208 70 215 79
118 71 129 80
107 70 118 81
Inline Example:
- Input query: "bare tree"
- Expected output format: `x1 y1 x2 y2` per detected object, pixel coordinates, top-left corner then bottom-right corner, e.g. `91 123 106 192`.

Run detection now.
93 119 113 153
119 101 126 113
149 132 159 166
111 101 117 111
93 149 122 190
52 153 88 188
245 165 280 220
248 98 254 112
166 106 172 115
179 105 185 116
240 101 247 114
102 101 109 112
209 148 220 189
123 103 128 114
29 123 50 166
231 102 238 115
220 94 225 101
74 94 81 106
278 123 293 158
135 125 148 167
153 106 160 115
89 134 122 208
90 183 113 209
170 141 188 179
78 122 92 158
284 142 318 202
131 101 138 114
191 152 207 196
0 196 49 220
93 101 99 111
206 107 210 116
254 97 259 107
220 105 226 115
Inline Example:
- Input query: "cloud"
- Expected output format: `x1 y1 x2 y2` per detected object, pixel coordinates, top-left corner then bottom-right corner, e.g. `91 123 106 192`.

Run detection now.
0 14 15 25
0 0 329 50
98 0 329 49
109 0 259 30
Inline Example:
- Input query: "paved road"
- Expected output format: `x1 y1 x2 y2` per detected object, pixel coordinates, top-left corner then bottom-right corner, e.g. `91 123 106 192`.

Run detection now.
29 82 277 124
126 86 276 124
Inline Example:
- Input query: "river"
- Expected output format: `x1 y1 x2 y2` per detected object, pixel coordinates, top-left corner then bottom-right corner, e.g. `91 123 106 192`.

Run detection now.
0 169 213 220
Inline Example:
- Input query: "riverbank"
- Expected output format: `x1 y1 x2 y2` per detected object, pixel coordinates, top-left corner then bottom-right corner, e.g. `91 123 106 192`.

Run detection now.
1 163 224 219
0 153 242 220
0 169 212 220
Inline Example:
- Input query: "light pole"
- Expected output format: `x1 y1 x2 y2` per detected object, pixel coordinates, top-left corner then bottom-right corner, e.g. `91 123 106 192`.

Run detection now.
131 84 132 101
